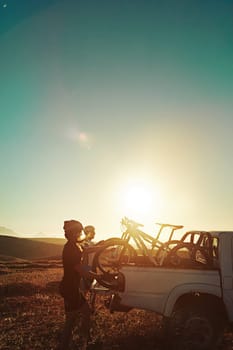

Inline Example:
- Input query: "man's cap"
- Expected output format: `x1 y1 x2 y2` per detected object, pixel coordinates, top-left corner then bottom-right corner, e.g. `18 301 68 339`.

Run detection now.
63 220 83 233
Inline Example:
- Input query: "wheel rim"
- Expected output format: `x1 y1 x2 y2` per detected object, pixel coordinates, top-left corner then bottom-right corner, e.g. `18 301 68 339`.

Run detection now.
170 309 215 350
183 316 213 349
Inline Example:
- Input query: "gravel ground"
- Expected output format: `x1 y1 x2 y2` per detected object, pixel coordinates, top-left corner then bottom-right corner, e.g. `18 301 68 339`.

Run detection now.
0 267 233 350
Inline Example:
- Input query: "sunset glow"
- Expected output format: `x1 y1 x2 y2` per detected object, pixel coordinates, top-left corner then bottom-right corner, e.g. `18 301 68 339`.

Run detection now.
118 180 163 226
0 0 233 239
124 185 152 214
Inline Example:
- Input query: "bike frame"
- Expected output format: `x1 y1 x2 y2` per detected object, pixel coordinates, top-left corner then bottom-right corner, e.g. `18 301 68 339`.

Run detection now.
120 217 183 266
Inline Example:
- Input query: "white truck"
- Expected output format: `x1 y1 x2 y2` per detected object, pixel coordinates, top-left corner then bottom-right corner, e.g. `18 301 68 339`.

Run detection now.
90 221 233 350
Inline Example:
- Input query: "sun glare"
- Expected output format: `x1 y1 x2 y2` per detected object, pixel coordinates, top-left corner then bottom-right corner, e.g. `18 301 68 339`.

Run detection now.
124 185 151 214
119 180 163 226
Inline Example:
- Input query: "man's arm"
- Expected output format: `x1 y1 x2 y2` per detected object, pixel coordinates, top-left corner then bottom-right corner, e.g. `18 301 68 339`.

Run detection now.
83 245 99 254
74 263 100 280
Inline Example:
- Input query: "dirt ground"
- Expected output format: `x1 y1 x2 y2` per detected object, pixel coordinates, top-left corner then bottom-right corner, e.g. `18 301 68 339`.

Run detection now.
0 266 233 350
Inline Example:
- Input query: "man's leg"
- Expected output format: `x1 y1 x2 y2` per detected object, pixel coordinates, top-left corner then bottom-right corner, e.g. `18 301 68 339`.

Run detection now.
79 301 92 346
59 310 78 350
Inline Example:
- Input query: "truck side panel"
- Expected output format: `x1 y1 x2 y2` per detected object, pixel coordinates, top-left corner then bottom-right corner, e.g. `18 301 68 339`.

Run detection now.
220 234 233 322
119 266 221 315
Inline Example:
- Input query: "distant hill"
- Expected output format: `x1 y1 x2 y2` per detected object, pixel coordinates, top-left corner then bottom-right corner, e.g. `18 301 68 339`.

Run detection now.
32 238 65 245
0 236 63 260
0 254 29 263
0 226 18 236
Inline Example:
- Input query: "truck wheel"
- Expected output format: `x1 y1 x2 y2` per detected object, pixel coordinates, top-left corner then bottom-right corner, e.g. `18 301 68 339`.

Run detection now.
166 306 222 350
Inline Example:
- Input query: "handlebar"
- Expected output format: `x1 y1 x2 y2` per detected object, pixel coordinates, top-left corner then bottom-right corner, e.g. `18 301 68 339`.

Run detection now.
121 217 144 229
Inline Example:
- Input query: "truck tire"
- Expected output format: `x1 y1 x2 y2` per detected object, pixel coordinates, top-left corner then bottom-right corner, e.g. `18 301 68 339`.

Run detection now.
165 305 223 350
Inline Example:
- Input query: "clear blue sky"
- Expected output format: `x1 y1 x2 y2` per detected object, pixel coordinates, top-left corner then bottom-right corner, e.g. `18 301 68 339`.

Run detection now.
1 0 233 239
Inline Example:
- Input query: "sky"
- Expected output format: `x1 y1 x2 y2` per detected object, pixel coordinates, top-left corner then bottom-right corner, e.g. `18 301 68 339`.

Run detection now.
0 0 233 240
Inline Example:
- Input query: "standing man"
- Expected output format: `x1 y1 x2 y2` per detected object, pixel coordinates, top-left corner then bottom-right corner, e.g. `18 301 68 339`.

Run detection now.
83 225 96 248
80 225 97 293
59 220 93 350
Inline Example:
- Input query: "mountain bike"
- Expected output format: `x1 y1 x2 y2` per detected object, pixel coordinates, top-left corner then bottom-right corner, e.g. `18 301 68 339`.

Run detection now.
156 230 214 267
91 217 183 282
91 217 214 285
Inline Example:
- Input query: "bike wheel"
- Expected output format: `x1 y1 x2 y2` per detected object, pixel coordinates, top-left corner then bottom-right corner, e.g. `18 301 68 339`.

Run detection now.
92 238 137 275
155 240 181 265
164 242 212 268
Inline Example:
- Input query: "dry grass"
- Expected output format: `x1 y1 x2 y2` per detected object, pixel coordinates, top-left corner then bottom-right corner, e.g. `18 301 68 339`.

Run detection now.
0 264 233 350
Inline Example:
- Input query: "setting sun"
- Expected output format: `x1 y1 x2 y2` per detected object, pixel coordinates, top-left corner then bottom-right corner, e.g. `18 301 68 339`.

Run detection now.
118 179 164 226
124 185 152 214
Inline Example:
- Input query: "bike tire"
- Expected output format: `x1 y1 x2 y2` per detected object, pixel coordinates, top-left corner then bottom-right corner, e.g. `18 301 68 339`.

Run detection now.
164 242 212 268
155 240 181 265
92 238 137 274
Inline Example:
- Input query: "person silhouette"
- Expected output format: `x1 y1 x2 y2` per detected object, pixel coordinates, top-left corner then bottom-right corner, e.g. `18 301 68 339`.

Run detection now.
59 220 97 350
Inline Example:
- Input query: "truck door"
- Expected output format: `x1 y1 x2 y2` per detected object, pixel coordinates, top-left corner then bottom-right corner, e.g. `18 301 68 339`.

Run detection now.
221 233 233 322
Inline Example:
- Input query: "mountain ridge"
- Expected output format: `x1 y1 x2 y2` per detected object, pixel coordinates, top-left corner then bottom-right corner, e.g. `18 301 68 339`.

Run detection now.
0 235 63 260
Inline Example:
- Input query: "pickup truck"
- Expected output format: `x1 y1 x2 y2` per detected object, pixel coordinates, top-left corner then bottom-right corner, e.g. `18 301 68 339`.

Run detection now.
90 228 233 350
